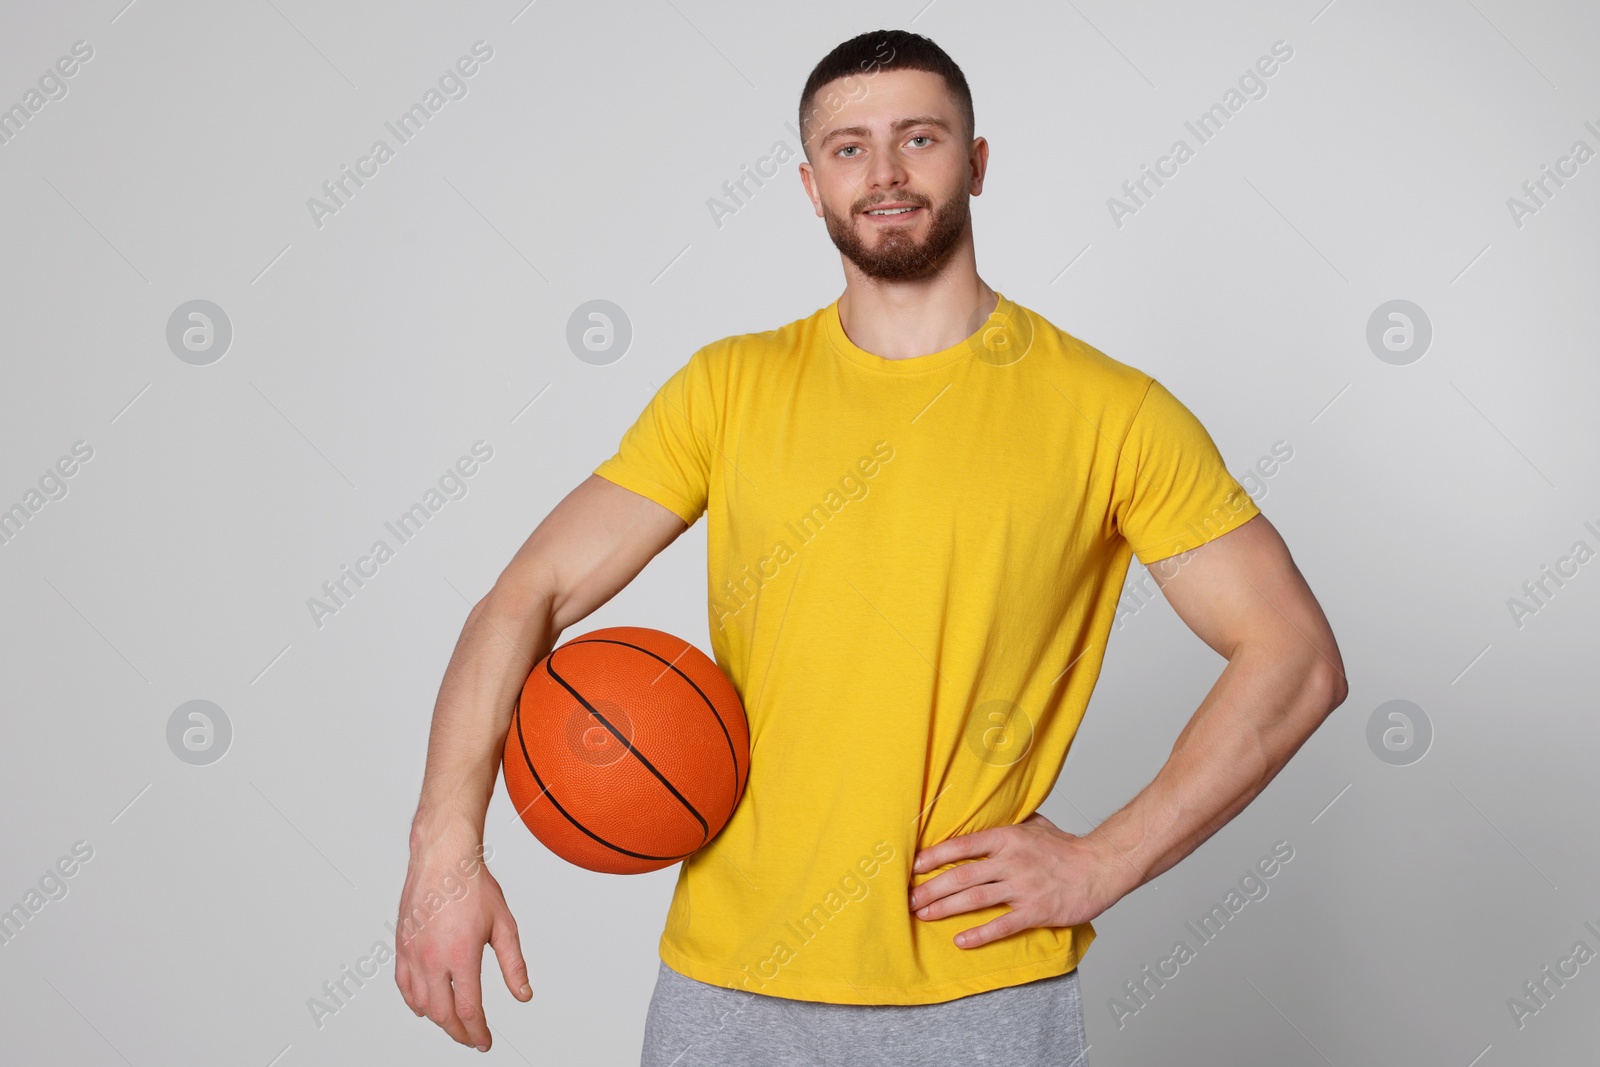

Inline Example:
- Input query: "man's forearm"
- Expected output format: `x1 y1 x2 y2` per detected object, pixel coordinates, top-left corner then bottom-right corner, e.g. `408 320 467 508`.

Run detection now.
410 576 560 851
1088 644 1344 896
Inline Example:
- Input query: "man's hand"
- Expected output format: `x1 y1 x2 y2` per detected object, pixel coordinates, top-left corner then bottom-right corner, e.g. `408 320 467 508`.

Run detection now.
394 833 531 1052
908 517 1346 953
394 477 691 1048
907 812 1134 949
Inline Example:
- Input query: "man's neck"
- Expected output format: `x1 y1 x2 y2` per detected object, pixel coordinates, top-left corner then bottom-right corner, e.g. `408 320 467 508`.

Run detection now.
835 272 998 361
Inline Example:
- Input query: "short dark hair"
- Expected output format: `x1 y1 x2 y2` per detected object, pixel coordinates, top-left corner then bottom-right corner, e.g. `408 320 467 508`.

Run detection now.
797 29 974 160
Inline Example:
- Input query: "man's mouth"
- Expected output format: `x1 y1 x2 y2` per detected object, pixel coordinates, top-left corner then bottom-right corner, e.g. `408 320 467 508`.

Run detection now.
863 204 922 218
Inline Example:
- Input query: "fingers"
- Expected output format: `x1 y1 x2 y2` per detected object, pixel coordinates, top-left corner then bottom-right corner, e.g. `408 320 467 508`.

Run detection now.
951 909 1026 949
424 971 474 1048
489 912 533 1001
395 955 424 1017
912 879 1004 924
451 966 494 1052
909 855 995 911
911 872 1030 949
912 826 1002 873
401 938 502 1049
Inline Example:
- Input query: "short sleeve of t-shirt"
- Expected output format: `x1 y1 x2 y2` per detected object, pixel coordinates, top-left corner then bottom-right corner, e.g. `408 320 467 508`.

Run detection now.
1110 378 1261 565
591 347 718 525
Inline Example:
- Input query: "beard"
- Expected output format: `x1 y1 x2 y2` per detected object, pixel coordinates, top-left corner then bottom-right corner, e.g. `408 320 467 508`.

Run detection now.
821 186 970 282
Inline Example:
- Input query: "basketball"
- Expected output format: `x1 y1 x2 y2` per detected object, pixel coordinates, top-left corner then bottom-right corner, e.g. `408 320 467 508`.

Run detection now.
502 625 750 875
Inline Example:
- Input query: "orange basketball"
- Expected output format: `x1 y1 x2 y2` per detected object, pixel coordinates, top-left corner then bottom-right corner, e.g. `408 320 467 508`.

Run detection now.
502 626 750 875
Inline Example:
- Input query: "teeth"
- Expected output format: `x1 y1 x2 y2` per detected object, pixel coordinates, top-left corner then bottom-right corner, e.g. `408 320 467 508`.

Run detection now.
867 207 915 215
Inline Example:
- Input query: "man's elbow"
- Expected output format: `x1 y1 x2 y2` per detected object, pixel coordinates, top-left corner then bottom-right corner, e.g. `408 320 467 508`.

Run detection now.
485 559 561 623
1311 657 1349 717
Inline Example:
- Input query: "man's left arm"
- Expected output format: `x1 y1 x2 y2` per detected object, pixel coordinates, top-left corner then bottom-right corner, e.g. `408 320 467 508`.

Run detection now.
908 513 1348 946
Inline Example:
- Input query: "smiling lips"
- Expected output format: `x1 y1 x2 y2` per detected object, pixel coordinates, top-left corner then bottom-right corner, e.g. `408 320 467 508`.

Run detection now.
863 202 922 221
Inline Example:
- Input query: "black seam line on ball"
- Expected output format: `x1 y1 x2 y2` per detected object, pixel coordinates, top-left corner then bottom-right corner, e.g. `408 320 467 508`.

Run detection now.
514 672 699 863
560 636 741 809
537 639 732 844
546 641 711 840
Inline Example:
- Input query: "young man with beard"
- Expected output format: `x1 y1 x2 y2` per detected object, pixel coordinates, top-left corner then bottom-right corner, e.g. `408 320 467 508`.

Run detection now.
396 28 1347 1065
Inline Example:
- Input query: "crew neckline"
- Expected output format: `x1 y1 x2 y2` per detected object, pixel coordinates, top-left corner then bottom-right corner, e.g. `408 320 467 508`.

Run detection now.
824 291 1015 374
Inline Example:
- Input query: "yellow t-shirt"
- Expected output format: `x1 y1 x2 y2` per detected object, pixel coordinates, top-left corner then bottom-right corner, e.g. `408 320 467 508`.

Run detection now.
591 291 1261 1005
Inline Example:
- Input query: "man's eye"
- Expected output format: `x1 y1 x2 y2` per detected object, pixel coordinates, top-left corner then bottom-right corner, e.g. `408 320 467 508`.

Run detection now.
909 135 932 147
838 145 860 158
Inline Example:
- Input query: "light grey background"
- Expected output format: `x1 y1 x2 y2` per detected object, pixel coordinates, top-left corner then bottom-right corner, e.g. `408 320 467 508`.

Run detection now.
2 0 1596 1064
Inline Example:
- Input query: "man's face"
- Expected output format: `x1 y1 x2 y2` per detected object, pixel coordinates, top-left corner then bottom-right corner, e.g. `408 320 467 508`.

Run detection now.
800 69 982 283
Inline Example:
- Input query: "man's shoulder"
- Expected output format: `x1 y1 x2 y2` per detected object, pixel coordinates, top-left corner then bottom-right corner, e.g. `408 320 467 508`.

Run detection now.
1012 298 1156 399
688 302 828 367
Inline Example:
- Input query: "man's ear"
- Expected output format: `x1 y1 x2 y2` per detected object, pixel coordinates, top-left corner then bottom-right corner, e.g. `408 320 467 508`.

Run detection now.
968 136 990 196
798 163 824 218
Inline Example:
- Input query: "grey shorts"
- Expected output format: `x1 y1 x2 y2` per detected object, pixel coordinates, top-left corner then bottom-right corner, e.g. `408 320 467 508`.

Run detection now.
640 959 1088 1067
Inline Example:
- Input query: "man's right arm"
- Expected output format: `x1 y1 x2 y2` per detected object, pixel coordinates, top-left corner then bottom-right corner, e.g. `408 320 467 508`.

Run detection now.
395 473 692 1052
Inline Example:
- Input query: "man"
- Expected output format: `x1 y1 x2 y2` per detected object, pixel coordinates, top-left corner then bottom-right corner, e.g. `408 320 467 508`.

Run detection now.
395 28 1348 1065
